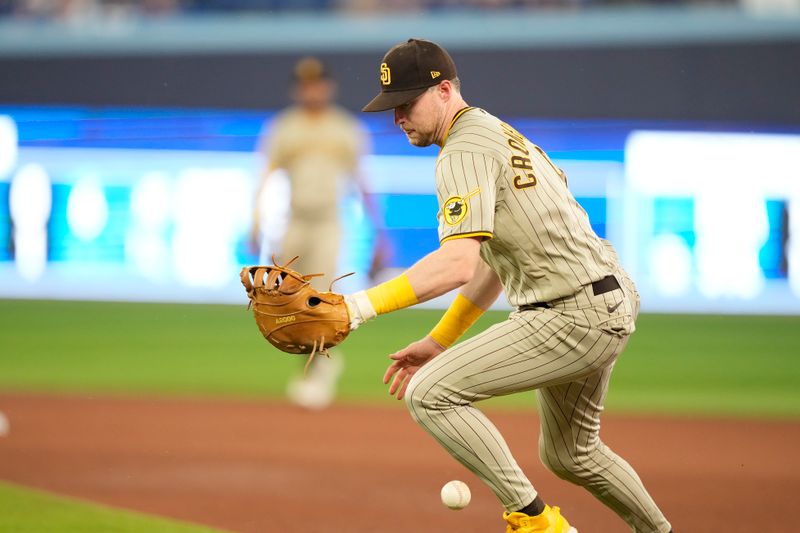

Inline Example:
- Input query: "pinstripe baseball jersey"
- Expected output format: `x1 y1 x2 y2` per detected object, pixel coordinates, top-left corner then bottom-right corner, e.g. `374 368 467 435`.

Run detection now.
436 107 616 306
264 105 365 222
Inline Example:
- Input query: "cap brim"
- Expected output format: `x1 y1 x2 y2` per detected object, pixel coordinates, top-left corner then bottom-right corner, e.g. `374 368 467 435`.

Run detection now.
362 86 428 112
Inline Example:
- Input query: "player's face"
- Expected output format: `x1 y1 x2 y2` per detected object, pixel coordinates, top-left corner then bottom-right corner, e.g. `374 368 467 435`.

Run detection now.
393 88 445 147
293 79 335 110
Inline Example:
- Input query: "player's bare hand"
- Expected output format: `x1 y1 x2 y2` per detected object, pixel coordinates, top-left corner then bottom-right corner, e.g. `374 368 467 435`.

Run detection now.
383 336 445 400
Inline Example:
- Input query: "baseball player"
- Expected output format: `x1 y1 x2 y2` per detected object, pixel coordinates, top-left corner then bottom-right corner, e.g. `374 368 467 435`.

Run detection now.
345 39 674 533
251 57 383 409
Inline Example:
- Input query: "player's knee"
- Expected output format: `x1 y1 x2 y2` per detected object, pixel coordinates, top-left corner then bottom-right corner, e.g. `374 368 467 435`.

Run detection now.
403 374 433 419
404 373 450 422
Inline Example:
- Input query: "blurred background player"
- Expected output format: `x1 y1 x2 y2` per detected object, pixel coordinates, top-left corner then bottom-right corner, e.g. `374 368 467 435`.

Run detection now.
250 56 385 410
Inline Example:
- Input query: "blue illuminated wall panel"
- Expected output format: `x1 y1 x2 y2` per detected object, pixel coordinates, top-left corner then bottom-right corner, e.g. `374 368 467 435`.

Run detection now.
0 183 10 261
1 105 799 313
653 198 695 248
761 200 787 280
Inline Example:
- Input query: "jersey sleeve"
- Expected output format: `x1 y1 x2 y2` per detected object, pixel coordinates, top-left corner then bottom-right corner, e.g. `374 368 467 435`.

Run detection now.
264 115 289 170
436 151 499 244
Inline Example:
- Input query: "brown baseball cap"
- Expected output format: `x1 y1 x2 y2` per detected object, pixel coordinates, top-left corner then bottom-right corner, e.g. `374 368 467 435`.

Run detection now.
292 56 330 83
362 38 457 112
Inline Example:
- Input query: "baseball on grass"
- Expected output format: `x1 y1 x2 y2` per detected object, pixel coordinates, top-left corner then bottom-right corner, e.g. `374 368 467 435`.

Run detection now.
440 480 471 510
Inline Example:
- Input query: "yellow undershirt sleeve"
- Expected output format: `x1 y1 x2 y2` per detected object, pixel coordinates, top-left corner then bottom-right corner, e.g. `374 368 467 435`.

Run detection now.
429 293 486 348
366 274 419 315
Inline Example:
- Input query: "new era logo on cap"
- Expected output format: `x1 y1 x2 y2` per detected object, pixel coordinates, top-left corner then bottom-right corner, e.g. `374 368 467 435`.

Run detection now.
362 38 458 112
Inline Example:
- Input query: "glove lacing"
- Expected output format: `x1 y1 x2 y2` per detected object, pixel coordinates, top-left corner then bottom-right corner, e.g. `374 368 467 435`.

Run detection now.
301 270 355 375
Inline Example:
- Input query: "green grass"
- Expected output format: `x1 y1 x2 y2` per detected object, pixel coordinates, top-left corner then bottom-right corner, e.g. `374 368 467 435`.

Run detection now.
605 313 800 417
0 481 231 533
1 299 799 417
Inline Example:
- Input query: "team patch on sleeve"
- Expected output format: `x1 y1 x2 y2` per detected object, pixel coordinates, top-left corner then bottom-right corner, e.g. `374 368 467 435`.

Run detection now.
442 188 481 226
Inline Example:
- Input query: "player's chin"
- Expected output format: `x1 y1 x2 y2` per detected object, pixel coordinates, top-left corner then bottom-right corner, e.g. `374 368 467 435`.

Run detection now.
405 133 432 147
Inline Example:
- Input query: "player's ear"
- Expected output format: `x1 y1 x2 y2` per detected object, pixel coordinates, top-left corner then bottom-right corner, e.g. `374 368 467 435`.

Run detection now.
437 80 453 102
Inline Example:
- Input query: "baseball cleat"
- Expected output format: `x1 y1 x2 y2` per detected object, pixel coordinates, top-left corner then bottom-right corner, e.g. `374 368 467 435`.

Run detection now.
286 353 343 410
503 505 577 533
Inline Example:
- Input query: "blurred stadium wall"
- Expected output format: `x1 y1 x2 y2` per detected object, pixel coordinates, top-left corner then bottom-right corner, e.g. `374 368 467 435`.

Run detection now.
1 7 799 122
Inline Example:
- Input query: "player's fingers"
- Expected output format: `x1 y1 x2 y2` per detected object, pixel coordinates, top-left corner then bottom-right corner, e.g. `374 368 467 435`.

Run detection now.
396 369 416 400
388 348 408 361
388 370 405 395
383 361 401 384
396 380 409 400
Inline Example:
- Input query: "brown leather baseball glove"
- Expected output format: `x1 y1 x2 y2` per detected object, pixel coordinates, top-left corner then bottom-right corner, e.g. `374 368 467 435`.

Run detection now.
240 257 351 365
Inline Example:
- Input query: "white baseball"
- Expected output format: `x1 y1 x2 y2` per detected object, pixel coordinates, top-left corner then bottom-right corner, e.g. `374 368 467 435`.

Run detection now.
440 480 471 510
0 410 8 437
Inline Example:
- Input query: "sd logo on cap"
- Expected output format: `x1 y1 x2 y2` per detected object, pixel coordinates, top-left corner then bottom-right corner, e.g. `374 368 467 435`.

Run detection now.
363 38 458 112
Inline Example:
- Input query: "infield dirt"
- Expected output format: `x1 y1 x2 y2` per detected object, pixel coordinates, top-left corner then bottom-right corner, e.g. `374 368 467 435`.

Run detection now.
0 393 797 532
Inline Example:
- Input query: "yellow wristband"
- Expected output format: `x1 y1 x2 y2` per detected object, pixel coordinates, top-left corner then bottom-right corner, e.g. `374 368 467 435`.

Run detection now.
429 293 485 348
366 274 419 315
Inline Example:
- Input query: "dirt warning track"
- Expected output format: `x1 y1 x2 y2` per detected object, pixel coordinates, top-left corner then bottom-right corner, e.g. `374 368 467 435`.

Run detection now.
0 394 797 532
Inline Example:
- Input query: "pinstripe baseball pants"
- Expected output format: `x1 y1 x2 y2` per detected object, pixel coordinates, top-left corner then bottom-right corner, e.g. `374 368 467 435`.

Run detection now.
404 268 672 533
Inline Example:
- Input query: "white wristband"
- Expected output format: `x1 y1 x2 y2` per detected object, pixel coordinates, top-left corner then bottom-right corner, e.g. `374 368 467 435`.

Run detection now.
345 291 377 330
